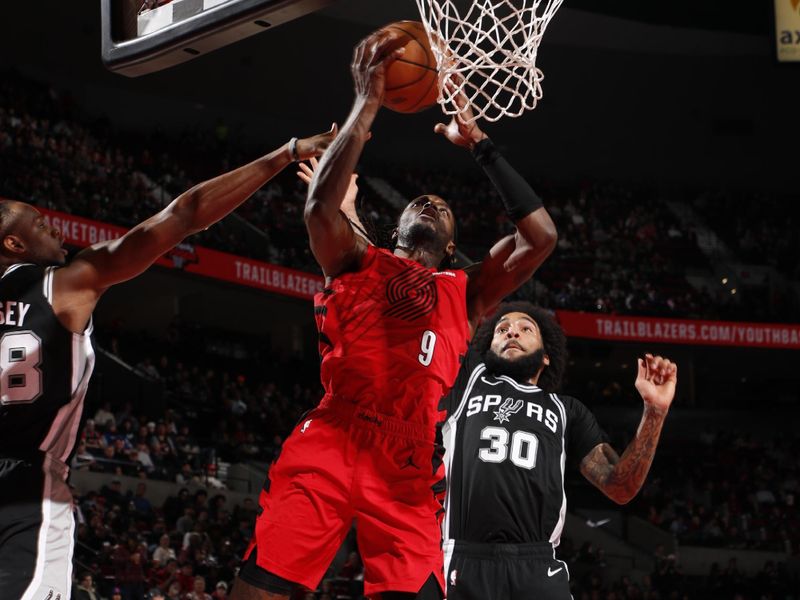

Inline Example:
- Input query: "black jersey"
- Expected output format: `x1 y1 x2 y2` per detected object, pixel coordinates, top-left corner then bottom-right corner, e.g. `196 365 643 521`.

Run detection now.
0 263 95 461
441 350 606 545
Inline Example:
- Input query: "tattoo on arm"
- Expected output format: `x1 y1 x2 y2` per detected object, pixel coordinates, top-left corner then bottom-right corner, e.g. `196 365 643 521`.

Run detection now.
580 407 666 505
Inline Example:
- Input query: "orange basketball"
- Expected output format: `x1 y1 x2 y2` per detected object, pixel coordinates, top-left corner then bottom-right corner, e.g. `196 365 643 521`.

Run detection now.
380 21 439 114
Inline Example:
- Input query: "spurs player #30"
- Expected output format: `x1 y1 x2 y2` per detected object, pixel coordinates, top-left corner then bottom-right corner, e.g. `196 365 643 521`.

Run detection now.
442 302 678 599
232 29 557 600
0 127 337 600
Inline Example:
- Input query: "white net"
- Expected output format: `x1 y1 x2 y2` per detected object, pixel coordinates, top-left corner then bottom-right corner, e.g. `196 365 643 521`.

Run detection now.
415 0 564 123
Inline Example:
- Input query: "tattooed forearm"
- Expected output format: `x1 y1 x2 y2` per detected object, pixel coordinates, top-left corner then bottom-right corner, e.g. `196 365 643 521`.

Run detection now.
580 406 667 505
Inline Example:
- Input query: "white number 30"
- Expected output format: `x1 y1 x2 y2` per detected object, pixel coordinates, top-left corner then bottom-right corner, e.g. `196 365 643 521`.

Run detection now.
0 331 43 405
418 330 437 367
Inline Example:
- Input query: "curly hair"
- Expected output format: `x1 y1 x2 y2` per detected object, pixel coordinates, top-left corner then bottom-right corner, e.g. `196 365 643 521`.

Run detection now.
472 301 568 392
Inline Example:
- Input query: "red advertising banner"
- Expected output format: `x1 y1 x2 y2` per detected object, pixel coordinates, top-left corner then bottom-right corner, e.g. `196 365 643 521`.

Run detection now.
38 208 325 300
20 205 800 349
556 310 800 350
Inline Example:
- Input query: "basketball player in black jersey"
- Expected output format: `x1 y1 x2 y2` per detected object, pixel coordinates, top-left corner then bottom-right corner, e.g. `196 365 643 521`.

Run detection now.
0 127 337 600
441 301 677 599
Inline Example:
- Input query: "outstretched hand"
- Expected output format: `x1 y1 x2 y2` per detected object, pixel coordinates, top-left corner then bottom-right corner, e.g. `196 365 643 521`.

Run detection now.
297 157 360 222
294 123 338 161
635 353 677 414
434 81 487 150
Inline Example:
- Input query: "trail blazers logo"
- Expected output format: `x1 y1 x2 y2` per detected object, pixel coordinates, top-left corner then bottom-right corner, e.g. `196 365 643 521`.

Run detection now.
383 265 437 321
493 398 524 424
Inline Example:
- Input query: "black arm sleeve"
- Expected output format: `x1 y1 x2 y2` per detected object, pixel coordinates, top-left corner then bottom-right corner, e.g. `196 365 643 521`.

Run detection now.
472 137 543 222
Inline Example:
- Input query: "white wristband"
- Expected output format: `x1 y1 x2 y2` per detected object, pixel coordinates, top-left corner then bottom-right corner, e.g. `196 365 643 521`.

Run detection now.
288 137 300 161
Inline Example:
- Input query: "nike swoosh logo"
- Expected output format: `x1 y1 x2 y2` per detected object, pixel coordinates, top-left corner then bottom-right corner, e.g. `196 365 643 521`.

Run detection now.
547 567 563 577
586 518 611 528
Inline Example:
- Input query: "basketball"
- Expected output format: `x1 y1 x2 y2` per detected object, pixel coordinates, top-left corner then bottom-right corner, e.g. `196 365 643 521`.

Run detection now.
379 21 439 114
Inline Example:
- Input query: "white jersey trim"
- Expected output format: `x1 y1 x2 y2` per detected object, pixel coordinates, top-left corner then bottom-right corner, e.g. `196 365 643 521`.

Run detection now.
39 319 96 462
2 262 33 279
442 362 486 540
552 544 571 580
20 459 75 600
495 375 541 392
443 539 455 593
549 393 568 546
42 266 55 305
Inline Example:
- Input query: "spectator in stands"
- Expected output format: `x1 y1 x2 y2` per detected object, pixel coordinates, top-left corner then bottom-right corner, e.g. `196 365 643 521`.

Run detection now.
83 418 103 450
166 582 183 600
177 563 195 594
95 401 117 429
73 572 99 600
153 534 177 566
132 482 154 519
176 507 196 535
185 576 212 600
176 462 197 486
211 582 228 600
153 558 180 592
71 440 97 471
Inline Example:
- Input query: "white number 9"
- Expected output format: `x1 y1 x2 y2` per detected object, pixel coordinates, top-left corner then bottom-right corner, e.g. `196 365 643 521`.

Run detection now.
418 330 437 367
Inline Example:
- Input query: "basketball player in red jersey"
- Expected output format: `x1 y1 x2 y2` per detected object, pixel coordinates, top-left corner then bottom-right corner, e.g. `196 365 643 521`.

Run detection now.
232 31 558 600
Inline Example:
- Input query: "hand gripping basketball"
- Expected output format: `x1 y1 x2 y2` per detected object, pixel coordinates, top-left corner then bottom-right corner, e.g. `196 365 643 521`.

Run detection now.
351 30 407 104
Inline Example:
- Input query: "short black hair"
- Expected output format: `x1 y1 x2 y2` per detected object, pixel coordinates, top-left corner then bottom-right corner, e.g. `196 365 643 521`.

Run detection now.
0 200 16 238
472 301 568 392
359 195 458 270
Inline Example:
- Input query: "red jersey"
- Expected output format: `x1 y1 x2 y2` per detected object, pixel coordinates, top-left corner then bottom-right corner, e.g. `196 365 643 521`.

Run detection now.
314 245 469 428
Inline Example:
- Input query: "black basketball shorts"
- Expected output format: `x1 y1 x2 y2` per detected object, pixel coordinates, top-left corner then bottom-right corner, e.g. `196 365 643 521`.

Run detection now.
0 453 75 600
444 540 572 600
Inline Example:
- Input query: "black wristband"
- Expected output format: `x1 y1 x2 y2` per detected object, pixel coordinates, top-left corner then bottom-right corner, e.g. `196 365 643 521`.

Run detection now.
471 137 501 166
473 137 543 222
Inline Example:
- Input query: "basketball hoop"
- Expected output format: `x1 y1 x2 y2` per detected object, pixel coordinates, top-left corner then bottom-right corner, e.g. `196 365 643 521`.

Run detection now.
415 0 564 123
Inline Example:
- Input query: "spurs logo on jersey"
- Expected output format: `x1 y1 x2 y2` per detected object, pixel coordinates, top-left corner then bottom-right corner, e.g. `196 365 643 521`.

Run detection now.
441 355 606 548
467 393 560 432
492 398 524 424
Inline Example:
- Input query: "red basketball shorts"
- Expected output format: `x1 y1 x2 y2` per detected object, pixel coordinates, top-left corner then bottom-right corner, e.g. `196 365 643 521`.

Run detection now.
243 397 446 597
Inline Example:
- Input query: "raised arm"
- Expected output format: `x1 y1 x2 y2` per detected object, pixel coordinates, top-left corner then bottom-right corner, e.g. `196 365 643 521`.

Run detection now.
305 30 403 279
298 158 373 245
580 354 677 505
434 98 557 331
52 129 335 332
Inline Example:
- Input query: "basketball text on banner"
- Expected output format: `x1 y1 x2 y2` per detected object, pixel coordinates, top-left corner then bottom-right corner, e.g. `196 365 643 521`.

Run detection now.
26 204 325 301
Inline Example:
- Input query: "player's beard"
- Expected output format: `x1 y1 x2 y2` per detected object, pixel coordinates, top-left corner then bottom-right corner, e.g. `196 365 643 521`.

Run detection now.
484 348 546 384
396 221 447 255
